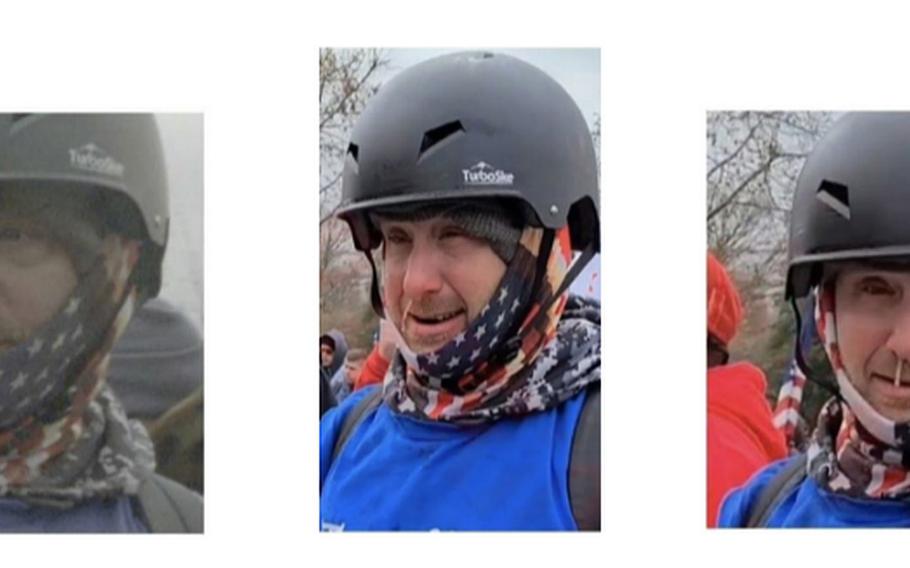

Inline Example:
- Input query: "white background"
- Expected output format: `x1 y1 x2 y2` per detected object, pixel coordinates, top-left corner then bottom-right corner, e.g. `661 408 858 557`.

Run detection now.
2 0 909 565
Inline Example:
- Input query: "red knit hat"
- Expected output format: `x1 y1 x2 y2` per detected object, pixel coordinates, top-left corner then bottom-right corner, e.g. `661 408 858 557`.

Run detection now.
707 251 744 346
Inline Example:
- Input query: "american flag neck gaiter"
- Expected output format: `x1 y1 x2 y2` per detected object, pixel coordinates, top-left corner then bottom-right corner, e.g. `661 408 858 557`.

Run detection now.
807 283 910 500
383 226 600 425
0 236 155 505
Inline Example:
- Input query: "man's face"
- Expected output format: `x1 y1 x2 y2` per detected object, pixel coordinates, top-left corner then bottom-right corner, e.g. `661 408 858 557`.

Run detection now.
379 215 507 354
343 359 363 385
320 344 334 368
0 216 78 353
834 264 910 422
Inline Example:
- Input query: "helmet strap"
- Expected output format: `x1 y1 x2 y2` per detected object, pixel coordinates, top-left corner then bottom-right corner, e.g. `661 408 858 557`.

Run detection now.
790 294 840 399
490 231 596 366
487 229 554 365
365 250 385 319
550 240 596 303
530 229 555 304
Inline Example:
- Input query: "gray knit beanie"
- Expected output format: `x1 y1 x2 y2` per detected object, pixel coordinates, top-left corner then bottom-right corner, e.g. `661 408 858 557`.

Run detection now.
369 200 523 263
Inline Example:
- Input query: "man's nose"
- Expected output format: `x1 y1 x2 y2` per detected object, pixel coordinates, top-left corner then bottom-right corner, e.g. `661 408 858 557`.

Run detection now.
401 243 444 298
886 300 910 364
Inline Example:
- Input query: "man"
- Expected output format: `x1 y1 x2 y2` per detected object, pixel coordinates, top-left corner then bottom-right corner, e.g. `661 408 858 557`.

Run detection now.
319 51 601 531
706 251 786 527
319 331 347 416
0 114 202 532
719 112 910 527
320 335 335 371
330 348 366 404
319 331 347 384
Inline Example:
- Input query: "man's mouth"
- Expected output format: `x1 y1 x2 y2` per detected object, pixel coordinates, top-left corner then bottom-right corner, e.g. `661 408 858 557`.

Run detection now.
872 372 910 389
869 371 910 416
410 309 464 325
404 308 467 350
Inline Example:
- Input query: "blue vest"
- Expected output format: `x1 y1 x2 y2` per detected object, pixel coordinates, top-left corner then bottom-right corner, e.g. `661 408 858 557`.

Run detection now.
0 495 148 532
320 386 588 531
718 456 910 528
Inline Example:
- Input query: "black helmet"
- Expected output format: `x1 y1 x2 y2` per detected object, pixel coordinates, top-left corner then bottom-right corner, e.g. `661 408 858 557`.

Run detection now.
786 112 910 299
337 51 599 253
0 113 169 300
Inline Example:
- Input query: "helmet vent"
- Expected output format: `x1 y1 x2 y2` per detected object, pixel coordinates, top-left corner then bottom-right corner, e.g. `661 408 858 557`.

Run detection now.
8 114 39 134
417 120 465 163
816 179 851 220
346 143 360 175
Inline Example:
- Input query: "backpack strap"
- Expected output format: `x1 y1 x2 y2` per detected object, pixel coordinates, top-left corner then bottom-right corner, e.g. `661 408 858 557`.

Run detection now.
330 388 383 465
569 383 600 531
745 453 808 528
136 472 204 533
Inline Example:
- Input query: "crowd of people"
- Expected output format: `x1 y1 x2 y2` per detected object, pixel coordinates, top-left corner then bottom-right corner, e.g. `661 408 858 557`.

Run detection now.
319 322 397 416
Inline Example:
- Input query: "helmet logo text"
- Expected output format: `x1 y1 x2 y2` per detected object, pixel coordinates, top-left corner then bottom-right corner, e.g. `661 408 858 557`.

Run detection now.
462 161 514 186
68 143 125 178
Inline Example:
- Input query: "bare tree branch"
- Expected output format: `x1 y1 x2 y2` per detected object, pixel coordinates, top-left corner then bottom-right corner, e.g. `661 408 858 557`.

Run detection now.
319 49 387 129
707 122 760 181
320 171 343 195
707 155 775 221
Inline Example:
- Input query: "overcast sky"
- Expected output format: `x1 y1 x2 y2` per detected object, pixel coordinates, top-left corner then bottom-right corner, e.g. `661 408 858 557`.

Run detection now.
156 113 204 329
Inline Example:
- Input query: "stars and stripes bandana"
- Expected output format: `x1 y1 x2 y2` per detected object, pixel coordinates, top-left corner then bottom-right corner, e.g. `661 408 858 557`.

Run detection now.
0 236 155 505
807 283 910 500
773 296 815 452
383 226 600 424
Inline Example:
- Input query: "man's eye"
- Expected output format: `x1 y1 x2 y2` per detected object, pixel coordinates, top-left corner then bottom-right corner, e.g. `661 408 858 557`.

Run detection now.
385 232 410 245
439 228 467 240
859 278 895 296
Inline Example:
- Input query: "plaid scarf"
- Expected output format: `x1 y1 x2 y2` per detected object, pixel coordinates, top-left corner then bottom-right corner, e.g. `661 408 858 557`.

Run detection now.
383 226 600 424
0 236 155 506
807 284 910 499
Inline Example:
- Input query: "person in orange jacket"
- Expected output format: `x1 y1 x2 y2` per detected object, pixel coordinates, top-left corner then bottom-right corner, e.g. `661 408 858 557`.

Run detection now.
706 251 787 527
